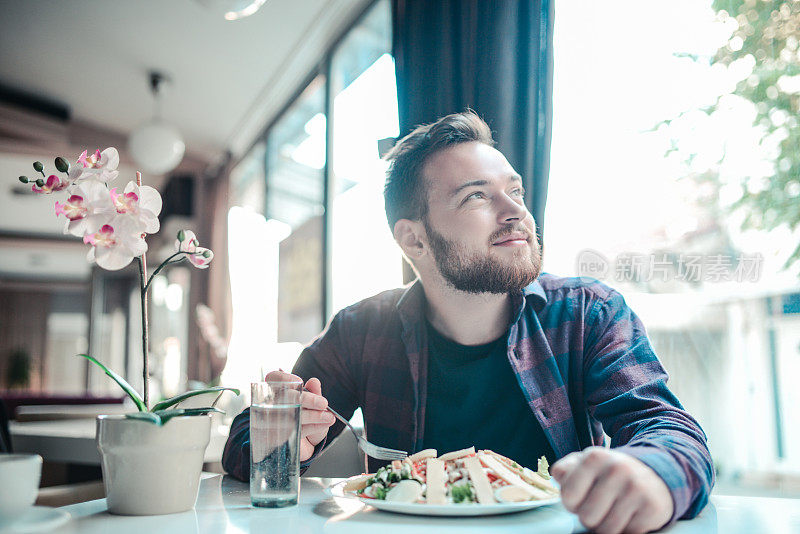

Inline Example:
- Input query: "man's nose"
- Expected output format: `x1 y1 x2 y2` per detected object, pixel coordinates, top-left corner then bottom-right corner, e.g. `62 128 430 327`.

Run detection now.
497 194 528 223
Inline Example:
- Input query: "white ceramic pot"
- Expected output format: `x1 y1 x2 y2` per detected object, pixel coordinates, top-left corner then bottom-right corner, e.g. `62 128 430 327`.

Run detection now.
96 414 211 515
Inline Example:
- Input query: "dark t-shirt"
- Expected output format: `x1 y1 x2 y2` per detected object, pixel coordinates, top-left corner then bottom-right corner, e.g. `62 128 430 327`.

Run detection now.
422 321 556 468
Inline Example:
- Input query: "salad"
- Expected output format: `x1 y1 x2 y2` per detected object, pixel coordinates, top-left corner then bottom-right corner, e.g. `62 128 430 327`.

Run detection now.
343 447 559 505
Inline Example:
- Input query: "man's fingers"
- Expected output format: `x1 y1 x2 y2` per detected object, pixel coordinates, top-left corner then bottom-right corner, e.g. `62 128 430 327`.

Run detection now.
300 437 316 462
305 377 322 395
300 390 328 411
623 502 662 534
302 423 332 448
301 409 335 426
593 487 641 534
558 448 608 512
264 369 300 382
575 466 630 531
260 372 330 465
551 451 581 482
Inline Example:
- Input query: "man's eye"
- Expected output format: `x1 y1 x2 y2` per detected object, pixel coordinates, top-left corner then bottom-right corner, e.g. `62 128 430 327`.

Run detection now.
511 188 525 197
465 191 485 202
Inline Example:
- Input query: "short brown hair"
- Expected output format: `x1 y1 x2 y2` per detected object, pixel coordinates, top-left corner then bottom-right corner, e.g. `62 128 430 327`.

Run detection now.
383 110 495 231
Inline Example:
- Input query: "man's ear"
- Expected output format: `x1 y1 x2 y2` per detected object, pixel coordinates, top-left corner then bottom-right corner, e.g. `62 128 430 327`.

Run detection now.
393 219 426 259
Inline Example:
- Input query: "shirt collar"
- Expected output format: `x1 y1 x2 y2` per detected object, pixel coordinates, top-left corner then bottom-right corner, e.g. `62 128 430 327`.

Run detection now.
523 277 548 311
396 277 548 330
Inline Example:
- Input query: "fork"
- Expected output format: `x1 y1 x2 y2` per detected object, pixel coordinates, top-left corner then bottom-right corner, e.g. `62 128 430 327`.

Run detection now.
303 387 407 461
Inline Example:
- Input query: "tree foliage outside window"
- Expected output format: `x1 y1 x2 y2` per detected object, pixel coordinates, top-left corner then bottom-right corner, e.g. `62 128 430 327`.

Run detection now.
663 0 800 272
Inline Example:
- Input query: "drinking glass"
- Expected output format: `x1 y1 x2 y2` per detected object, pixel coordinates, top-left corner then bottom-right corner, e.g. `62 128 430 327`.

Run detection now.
250 379 303 507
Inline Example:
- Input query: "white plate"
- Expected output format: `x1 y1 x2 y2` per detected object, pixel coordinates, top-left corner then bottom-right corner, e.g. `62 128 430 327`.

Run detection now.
0 506 70 533
326 479 560 517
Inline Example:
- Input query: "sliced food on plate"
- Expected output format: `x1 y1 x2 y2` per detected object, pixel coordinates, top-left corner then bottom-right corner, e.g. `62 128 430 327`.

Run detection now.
346 446 559 505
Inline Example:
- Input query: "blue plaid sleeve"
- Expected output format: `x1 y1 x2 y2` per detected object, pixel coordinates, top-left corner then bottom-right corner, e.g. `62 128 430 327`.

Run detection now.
583 288 715 525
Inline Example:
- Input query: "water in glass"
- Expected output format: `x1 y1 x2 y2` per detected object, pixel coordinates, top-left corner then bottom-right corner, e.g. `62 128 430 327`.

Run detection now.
250 381 302 507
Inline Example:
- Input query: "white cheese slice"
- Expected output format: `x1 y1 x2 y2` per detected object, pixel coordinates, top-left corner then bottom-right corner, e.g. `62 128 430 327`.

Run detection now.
425 458 446 505
408 449 438 463
463 456 495 504
522 466 559 494
478 453 550 500
483 449 557 494
437 446 475 462
495 485 533 503
343 473 372 493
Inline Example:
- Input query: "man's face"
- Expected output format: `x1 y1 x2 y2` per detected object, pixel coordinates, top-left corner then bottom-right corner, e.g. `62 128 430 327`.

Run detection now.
421 141 542 294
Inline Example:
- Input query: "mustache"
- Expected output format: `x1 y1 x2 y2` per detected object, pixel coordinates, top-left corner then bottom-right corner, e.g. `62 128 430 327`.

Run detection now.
489 225 534 243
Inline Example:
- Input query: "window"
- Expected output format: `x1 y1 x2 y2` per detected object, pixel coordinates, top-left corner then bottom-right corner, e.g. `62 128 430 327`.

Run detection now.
224 0 401 389
267 77 327 343
330 0 402 314
547 1 800 496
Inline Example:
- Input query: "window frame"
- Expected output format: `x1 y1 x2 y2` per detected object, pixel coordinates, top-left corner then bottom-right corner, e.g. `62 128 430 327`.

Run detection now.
233 0 387 329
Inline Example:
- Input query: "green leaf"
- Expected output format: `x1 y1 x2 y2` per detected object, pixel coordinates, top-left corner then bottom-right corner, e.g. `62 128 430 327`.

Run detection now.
124 407 224 426
125 412 162 424
78 354 146 412
150 387 240 412
154 407 223 424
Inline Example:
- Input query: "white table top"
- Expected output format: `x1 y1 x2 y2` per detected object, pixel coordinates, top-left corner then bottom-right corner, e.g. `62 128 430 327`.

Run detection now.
46 474 800 534
9 420 228 464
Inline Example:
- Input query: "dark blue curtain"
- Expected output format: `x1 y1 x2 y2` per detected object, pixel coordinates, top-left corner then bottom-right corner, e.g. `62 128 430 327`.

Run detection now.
392 0 554 254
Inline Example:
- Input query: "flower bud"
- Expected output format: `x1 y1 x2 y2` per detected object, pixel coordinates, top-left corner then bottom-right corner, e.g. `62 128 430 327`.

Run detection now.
35 178 44 187
55 157 69 173
177 230 185 242
18 176 29 183
202 250 211 258
33 161 43 173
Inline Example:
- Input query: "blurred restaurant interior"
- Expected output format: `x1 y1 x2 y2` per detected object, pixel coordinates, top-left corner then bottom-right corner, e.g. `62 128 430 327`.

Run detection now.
1 0 799 508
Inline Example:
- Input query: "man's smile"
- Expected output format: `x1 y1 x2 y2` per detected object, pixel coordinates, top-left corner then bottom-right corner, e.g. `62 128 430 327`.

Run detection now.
492 231 530 247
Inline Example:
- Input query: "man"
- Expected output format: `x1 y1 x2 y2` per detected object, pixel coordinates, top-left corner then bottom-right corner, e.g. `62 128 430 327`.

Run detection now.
223 111 714 534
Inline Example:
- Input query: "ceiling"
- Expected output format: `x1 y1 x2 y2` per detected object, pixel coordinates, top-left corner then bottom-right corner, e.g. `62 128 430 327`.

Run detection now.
0 0 373 281
0 0 372 162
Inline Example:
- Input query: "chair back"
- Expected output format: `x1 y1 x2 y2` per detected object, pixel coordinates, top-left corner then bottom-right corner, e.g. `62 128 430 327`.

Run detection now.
0 398 12 452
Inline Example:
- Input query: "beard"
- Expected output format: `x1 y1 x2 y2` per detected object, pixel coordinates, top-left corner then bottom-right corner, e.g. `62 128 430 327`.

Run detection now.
423 218 542 294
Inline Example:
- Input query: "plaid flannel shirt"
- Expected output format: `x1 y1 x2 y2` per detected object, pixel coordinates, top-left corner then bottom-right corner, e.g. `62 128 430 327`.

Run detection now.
223 273 714 525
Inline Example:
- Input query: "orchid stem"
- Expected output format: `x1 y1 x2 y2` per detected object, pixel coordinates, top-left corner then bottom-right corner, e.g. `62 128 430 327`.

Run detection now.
137 254 150 411
143 251 187 294
136 171 149 411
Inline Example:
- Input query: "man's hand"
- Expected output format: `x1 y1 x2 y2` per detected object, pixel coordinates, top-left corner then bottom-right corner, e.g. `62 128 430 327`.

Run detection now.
551 447 673 534
264 371 335 463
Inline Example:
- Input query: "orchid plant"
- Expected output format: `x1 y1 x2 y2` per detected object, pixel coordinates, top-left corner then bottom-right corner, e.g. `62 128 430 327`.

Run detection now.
18 148 237 424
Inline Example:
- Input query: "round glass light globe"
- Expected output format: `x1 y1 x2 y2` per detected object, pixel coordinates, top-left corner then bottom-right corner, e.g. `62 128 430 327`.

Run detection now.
128 121 186 175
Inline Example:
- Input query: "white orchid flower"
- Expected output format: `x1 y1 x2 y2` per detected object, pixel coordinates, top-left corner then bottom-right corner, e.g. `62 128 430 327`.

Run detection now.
32 174 69 194
83 216 148 271
55 180 116 237
72 147 120 184
110 181 162 235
